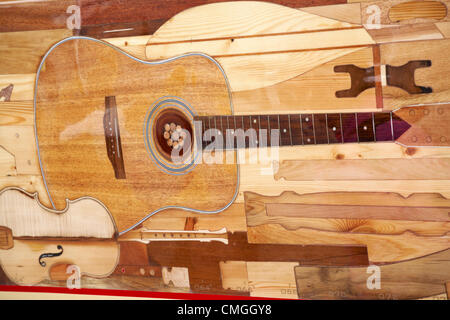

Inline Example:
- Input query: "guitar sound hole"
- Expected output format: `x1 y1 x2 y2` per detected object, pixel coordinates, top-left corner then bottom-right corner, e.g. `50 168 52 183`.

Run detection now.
153 108 194 162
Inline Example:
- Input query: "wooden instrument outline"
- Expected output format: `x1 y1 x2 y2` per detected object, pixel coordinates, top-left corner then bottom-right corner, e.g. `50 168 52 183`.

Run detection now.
0 187 231 285
33 35 241 236
33 36 450 237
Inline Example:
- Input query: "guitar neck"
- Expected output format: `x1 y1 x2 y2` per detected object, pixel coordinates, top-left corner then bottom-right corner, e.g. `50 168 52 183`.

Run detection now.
195 111 411 149
118 228 229 244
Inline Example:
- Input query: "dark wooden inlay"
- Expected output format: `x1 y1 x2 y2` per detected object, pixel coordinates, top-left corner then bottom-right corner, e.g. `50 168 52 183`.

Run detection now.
326 113 343 144
356 112 375 143
374 112 393 142
301 114 315 145
279 114 292 146
103 96 126 179
341 113 358 143
289 114 303 146
268 115 280 146
313 114 328 144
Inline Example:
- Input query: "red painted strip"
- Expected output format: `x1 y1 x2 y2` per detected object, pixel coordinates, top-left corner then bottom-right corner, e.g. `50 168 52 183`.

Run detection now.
0 285 289 300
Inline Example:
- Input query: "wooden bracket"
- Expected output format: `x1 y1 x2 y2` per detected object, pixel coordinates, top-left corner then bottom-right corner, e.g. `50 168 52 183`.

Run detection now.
335 60 432 98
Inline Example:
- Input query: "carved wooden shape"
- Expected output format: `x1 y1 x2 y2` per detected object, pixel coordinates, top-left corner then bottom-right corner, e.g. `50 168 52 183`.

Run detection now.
388 1 448 23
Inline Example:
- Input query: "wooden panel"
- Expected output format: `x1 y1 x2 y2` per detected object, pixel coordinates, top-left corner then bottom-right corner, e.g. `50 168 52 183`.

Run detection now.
395 104 450 147
368 23 443 44
0 102 33 126
381 39 450 110
0 29 72 74
245 191 450 262
80 0 347 38
146 231 368 293
220 261 249 291
0 147 16 176
0 126 40 175
389 1 447 23
295 249 450 300
0 0 76 32
274 158 450 180
247 262 299 298
301 3 362 24
233 47 377 113
0 74 35 101
247 223 450 263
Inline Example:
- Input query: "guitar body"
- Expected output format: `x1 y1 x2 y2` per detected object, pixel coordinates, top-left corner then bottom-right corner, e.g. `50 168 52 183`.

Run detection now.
35 37 238 233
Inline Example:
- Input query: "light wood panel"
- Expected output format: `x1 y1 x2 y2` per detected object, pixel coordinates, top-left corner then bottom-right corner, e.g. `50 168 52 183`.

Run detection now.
295 249 450 300
247 262 299 298
0 75 35 101
0 29 72 74
220 261 249 292
300 3 362 24
0 188 116 238
275 158 450 181
388 1 447 23
0 147 15 176
381 39 450 109
0 101 33 126
232 47 377 113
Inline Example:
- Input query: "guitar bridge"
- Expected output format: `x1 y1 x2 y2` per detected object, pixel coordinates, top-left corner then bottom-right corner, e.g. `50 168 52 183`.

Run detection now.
103 96 126 179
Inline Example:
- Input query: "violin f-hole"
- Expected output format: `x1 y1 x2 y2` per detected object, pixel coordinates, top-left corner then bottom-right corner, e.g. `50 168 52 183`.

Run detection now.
39 245 64 267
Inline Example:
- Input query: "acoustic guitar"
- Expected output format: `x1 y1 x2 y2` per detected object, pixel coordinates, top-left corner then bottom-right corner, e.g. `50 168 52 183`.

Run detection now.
35 36 449 234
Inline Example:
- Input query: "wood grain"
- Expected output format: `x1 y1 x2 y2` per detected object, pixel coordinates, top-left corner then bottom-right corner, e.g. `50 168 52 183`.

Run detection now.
35 38 237 233
0 74 35 101
0 188 116 239
0 29 72 74
80 0 347 38
248 223 449 263
232 47 377 113
381 39 450 110
147 231 368 293
295 249 450 299
274 158 450 181
301 3 362 24
389 1 447 23
0 101 33 126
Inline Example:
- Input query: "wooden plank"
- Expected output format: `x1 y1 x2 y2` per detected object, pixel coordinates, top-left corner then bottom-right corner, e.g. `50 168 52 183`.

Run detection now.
295 249 450 299
217 47 364 92
0 101 33 126
0 146 16 176
368 23 443 44
80 0 347 38
435 21 450 37
361 0 450 26
248 223 450 263
247 262 299 298
145 1 357 44
141 204 248 233
300 3 362 24
146 231 368 294
220 261 249 292
0 75 35 101
389 1 447 23
274 158 450 181
0 29 72 74
232 47 377 112
0 0 76 32
380 39 450 110
0 126 40 175
147 28 373 59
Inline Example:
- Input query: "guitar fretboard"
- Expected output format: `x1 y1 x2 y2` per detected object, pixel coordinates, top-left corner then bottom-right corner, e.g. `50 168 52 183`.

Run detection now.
195 112 411 149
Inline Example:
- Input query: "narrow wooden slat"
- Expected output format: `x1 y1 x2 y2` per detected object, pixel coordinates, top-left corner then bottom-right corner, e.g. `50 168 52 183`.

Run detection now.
274 158 450 181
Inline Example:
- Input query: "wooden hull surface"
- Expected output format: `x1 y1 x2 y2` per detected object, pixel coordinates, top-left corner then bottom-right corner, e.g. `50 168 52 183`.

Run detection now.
35 37 238 233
